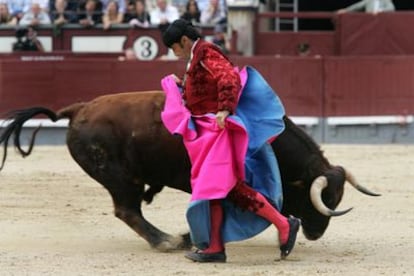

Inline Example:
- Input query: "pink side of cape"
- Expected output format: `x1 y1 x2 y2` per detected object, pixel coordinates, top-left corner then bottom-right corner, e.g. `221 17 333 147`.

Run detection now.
161 69 249 201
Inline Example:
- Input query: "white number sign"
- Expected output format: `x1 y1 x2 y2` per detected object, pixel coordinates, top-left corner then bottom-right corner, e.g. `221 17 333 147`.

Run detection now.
133 36 159 60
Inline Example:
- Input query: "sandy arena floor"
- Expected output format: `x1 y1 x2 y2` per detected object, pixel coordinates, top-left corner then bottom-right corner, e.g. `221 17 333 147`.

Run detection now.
0 145 413 276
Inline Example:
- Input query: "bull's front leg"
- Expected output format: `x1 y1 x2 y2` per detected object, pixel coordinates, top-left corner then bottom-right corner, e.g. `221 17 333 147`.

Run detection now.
68 138 192 251
108 185 191 251
114 204 191 251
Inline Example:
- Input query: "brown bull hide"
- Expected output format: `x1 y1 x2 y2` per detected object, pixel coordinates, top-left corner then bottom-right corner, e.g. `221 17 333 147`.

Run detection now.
0 91 379 251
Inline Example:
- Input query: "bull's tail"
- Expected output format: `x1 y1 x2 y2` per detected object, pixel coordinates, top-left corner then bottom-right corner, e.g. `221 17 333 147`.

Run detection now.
0 103 84 171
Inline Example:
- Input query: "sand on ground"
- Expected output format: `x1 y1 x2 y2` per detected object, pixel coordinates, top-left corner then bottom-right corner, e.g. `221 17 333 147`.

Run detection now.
0 145 413 276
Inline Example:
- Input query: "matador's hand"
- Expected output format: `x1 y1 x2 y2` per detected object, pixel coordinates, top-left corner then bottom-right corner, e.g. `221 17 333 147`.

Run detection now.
171 74 182 86
216 110 230 129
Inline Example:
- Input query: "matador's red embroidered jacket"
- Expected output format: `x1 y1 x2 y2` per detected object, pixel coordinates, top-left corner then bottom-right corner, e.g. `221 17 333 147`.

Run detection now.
183 40 241 115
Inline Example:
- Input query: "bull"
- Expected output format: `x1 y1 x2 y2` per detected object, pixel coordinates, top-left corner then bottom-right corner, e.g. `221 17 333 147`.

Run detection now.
0 91 379 251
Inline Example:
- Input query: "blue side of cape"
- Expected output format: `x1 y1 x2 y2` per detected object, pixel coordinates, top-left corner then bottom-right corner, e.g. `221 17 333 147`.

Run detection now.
186 66 286 249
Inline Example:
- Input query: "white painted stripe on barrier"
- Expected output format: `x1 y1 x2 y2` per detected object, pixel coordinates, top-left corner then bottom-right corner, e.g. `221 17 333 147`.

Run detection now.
0 117 319 128
0 119 69 128
72 36 127 53
290 116 319 126
1 116 412 129
327 115 414 126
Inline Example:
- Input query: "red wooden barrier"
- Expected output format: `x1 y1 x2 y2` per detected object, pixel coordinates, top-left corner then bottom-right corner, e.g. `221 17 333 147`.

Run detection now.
255 12 336 56
0 59 184 114
233 56 324 116
255 12 414 56
0 56 413 118
337 12 414 55
324 56 414 116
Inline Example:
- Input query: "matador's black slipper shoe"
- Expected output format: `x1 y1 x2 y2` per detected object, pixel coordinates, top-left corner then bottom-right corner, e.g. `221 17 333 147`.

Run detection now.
280 215 301 260
185 249 227 263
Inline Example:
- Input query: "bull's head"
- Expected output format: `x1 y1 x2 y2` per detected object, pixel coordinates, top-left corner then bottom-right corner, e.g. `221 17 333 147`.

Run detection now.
299 166 380 240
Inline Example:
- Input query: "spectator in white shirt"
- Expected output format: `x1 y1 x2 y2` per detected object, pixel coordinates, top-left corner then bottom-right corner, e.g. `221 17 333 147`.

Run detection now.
200 0 226 25
150 0 179 26
26 0 49 12
19 2 51 26
196 0 225 16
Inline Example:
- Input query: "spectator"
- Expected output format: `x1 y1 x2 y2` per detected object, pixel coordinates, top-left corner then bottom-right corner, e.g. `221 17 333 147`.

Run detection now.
0 3 17 25
118 47 138 61
102 0 124 30
196 0 225 15
2 0 29 20
30 0 49 12
338 0 395 14
77 0 102 27
50 0 78 25
125 0 151 28
200 0 226 25
19 3 51 26
144 0 157 13
212 23 230 54
100 0 125 14
150 0 179 27
124 0 135 21
171 0 187 16
181 0 200 24
297 42 310 56
12 26 44 52
49 0 79 11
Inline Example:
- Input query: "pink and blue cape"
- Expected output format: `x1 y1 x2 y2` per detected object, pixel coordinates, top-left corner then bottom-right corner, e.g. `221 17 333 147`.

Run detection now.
161 66 285 249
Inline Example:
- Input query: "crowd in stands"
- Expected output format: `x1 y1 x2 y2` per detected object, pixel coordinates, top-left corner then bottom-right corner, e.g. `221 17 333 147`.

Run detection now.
0 0 230 53
0 0 399 55
0 0 228 29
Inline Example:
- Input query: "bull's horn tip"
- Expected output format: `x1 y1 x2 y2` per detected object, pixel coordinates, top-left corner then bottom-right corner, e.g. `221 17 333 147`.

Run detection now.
363 190 381 197
331 207 353 216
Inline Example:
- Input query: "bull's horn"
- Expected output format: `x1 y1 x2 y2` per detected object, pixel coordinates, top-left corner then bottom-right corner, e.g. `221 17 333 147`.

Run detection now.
345 170 381 196
310 176 353 217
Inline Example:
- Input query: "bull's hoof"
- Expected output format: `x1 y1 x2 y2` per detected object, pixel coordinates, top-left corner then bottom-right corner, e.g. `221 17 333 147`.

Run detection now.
155 242 173 252
154 234 191 252
178 233 192 250
280 215 301 260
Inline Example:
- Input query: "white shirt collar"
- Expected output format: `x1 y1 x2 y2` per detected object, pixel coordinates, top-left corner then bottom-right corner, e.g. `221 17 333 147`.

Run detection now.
187 38 200 71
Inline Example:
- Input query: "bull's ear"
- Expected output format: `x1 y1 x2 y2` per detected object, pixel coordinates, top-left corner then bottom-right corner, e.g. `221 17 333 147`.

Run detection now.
152 99 163 123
